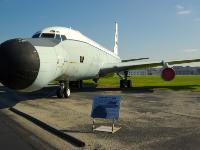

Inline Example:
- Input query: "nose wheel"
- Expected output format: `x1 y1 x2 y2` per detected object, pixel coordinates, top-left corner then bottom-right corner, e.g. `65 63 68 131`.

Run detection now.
64 87 70 98
56 81 70 98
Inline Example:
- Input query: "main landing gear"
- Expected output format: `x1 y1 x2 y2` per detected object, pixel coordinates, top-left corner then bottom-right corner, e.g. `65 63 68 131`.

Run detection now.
69 80 83 89
118 71 132 88
56 81 70 98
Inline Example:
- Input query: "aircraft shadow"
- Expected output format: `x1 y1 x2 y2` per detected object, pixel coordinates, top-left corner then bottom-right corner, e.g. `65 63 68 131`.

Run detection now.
74 84 200 93
0 86 57 109
0 84 199 109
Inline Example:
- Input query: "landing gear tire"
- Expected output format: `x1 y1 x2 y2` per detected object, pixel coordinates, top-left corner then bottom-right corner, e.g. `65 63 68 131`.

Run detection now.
56 81 70 98
120 80 132 88
120 80 125 88
127 80 132 88
118 70 132 88
64 88 70 98
56 87 64 98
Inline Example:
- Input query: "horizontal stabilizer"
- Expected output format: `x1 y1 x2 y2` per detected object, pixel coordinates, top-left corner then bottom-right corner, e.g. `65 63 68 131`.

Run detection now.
122 57 149 62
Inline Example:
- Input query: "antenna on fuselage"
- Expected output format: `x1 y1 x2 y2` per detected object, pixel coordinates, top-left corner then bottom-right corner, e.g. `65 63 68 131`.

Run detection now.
114 22 118 55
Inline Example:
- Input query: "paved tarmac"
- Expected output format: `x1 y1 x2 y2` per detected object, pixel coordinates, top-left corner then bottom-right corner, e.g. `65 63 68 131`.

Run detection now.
0 110 56 150
0 85 200 150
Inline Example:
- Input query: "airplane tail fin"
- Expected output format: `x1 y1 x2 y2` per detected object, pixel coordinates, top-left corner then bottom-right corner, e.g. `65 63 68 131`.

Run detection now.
114 22 118 55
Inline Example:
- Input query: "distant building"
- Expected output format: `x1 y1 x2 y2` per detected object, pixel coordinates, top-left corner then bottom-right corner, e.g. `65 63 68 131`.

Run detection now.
128 70 148 76
127 66 200 76
173 66 199 75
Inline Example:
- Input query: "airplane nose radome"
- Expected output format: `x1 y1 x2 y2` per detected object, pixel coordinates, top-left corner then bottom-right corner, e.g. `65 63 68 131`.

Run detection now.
0 38 40 90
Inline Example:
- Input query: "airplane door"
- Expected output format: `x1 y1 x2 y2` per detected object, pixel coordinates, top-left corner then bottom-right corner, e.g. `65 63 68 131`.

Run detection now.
54 44 68 79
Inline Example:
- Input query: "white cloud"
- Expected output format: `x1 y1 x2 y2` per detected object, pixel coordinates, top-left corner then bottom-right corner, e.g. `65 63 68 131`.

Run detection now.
176 5 184 10
177 10 192 15
183 49 200 53
176 5 192 16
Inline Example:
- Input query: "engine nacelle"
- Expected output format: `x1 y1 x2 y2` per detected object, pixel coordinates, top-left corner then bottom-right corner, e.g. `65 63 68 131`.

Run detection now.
161 67 176 81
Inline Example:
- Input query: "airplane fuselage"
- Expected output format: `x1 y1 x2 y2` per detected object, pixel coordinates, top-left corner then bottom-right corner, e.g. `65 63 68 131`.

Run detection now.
0 26 120 92
26 37 120 91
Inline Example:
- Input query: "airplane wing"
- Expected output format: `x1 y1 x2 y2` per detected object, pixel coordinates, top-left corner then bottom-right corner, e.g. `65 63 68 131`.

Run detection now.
99 58 200 76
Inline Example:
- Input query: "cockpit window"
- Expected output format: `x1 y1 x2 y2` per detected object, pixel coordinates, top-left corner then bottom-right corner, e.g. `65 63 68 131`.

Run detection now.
40 33 55 38
61 35 67 41
32 33 41 38
55 34 67 41
55 34 61 40
32 31 67 42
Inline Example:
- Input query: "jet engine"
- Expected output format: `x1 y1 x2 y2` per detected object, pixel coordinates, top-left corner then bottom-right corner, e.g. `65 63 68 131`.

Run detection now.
161 67 176 81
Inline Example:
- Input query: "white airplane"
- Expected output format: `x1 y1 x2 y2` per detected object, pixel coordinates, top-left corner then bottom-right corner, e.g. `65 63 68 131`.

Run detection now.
0 23 200 98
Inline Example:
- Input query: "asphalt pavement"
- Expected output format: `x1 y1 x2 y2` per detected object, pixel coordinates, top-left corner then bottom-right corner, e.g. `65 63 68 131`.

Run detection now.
0 85 200 150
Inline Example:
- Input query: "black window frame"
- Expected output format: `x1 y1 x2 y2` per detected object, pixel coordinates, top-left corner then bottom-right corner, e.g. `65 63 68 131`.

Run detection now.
40 33 55 38
55 34 61 41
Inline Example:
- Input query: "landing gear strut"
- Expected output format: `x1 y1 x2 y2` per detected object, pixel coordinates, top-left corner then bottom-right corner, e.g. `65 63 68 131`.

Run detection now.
56 81 70 98
118 71 132 88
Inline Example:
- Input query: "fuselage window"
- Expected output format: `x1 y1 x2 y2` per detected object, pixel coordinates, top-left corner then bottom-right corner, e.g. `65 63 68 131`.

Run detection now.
61 35 67 41
32 33 41 38
41 33 55 38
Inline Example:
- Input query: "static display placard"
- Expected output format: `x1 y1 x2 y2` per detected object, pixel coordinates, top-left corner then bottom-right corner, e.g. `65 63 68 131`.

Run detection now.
91 96 121 120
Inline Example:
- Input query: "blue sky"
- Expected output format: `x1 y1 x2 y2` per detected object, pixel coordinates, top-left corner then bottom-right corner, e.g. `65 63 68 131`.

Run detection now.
1 0 200 62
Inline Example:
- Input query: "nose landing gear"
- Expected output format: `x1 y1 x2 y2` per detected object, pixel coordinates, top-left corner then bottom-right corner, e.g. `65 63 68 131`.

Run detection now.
56 81 70 98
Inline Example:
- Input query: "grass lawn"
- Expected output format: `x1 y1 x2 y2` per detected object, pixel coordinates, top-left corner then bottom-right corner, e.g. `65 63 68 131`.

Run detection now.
84 75 200 92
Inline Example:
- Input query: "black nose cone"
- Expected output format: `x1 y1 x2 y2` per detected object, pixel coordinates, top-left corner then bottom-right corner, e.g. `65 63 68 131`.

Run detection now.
0 38 40 90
